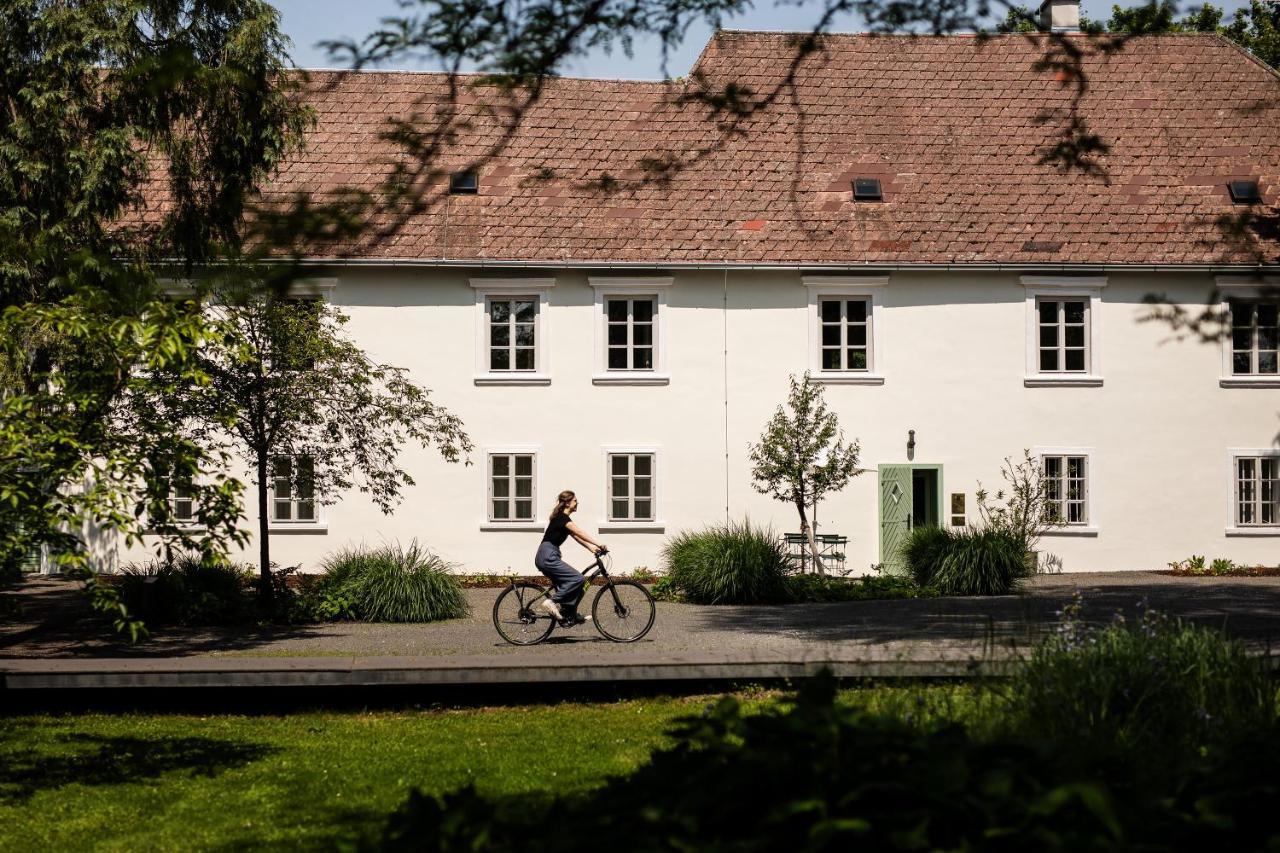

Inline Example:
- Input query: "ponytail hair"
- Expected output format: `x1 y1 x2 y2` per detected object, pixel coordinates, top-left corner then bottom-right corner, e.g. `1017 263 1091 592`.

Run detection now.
550 490 576 520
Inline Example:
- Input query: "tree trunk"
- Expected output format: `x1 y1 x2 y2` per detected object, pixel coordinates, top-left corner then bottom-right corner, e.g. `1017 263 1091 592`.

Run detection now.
796 499 824 576
256 447 273 606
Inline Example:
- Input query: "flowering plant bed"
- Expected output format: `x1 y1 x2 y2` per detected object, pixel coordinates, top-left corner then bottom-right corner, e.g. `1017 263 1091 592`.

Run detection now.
1159 565 1280 578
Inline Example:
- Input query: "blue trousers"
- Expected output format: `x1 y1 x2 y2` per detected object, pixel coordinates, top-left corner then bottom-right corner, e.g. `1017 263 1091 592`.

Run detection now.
535 542 584 613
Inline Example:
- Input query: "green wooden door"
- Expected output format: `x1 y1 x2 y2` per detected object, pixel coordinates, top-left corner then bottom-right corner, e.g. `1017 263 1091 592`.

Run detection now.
879 465 914 573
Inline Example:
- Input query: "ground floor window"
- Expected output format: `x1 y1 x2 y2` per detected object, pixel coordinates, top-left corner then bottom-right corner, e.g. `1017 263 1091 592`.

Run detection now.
1043 454 1088 525
1235 455 1280 526
489 453 536 521
608 453 655 521
271 455 316 523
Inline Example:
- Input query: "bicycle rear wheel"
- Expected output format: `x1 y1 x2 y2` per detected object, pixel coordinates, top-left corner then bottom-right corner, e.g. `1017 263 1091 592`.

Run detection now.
493 583 556 645
592 580 656 642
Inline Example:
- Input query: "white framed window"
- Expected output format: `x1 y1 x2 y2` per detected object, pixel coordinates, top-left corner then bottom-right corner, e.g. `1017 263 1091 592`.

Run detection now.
269 454 325 532
1020 276 1105 387
470 278 554 385
1218 277 1280 387
600 446 664 531
589 278 672 385
482 447 542 530
149 466 202 530
802 275 886 384
1035 447 1097 535
1227 449 1280 535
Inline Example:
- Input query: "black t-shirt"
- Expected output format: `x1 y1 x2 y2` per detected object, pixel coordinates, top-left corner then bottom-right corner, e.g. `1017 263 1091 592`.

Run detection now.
542 513 572 546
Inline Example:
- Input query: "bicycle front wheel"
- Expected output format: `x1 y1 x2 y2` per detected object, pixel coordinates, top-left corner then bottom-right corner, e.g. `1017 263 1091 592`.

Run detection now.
493 583 555 645
592 580 656 642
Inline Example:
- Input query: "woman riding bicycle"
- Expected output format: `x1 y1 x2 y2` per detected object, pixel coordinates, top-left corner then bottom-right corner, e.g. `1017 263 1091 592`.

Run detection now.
536 490 607 625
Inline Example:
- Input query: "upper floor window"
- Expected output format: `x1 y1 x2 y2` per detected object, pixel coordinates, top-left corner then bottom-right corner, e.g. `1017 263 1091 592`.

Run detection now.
271 455 316 524
802 276 886 384
489 453 536 522
1230 300 1279 376
1020 276 1106 387
470 279 554 385
589 277 672 385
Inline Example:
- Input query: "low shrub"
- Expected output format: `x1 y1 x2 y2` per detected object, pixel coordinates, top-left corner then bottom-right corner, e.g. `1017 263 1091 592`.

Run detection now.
303 541 468 622
1003 594 1276 780
784 573 936 603
118 555 252 626
931 528 1024 596
661 520 790 605
901 525 955 587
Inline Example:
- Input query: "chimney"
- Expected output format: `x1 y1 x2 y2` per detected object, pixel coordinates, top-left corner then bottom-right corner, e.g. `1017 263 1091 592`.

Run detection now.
1038 0 1080 31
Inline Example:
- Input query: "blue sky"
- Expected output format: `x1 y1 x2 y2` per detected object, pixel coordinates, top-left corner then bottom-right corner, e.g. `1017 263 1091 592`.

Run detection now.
271 0 1253 78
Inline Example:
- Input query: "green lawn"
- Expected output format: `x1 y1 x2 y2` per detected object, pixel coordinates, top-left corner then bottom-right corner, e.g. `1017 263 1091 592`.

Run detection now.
0 692 781 851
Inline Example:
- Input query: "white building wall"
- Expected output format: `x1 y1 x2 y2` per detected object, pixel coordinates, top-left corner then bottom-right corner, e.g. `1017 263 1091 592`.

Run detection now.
117 267 1280 574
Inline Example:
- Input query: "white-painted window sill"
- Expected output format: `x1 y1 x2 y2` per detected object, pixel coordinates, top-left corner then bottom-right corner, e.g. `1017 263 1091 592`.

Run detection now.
592 373 670 386
1042 526 1099 537
597 521 666 533
811 373 885 386
474 374 552 386
1225 526 1280 537
1220 377 1280 388
1024 375 1104 387
480 521 542 532
268 524 328 535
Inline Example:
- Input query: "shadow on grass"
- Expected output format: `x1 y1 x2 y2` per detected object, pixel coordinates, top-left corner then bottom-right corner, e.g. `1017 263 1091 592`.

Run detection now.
0 730 276 804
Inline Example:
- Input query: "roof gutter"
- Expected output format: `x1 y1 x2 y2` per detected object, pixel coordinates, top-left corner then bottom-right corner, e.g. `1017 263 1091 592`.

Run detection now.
280 257 1280 274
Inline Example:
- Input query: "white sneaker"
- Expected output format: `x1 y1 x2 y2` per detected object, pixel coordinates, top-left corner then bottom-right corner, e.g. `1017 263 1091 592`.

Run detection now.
540 599 563 620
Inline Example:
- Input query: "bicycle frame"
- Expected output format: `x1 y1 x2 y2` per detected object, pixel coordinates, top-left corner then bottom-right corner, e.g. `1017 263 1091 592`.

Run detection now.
509 552 612 610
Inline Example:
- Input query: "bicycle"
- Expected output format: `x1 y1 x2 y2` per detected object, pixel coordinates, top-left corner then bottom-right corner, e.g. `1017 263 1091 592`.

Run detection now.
492 550 656 645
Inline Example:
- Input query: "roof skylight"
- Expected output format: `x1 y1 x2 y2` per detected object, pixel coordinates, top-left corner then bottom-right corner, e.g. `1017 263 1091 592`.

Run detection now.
853 178 883 201
1229 180 1261 204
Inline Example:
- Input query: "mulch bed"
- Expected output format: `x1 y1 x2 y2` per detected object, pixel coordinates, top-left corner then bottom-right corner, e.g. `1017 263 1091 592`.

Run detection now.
1157 566 1280 578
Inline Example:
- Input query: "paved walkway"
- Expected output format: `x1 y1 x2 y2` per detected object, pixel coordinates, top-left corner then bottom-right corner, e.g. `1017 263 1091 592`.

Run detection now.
3 573 1279 689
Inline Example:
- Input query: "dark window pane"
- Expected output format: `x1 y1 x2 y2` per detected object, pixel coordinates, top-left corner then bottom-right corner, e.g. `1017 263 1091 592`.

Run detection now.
611 478 629 498
1064 301 1085 324
607 300 628 322
821 325 840 346
634 478 651 497
274 500 291 521
1040 350 1058 371
1039 301 1058 323
514 301 536 322
634 500 652 520
1039 326 1058 348
491 455 509 476
1068 457 1085 478
515 349 535 370
612 500 629 520
607 325 627 346
297 501 315 521
846 300 867 322
1233 328 1254 350
514 324 535 346
820 300 840 322
849 325 867 346
632 300 654 323
492 501 509 520
633 348 653 369
821 349 841 370
634 455 652 476
491 349 510 370
607 348 627 369
611 456 629 475
1234 352 1252 374
1044 457 1062 477
1068 503 1084 523
848 349 868 369
492 479 509 498
491 325 510 347
1259 303 1278 327
1230 302 1251 329
515 478 532 498
632 324 653 346
1065 350 1085 371
490 301 510 323
1260 328 1277 350
514 456 532 477
1064 326 1084 347
1260 352 1278 374
515 500 532 519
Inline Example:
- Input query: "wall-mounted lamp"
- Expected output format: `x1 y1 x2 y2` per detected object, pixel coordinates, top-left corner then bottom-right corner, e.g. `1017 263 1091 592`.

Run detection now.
907 429 916 460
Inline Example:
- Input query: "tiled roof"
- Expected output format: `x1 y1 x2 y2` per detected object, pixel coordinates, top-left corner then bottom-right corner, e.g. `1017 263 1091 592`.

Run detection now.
251 31 1280 265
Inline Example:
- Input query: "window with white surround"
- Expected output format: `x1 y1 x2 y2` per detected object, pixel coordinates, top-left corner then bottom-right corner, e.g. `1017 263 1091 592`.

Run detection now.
1230 299 1280 375
607 452 655 521
589 277 672 385
803 275 886 383
1020 276 1105 386
151 466 200 528
488 452 536 522
1231 451 1280 531
470 278 554 385
270 455 318 526
1035 447 1097 534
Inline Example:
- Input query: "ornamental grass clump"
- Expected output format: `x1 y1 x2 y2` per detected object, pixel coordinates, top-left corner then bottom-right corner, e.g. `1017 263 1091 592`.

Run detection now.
310 541 467 622
930 528 1024 596
662 520 790 604
119 555 252 626
901 524 955 588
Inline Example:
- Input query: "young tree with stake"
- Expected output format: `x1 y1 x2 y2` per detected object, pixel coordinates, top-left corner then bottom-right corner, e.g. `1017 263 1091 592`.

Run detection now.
748 373 861 574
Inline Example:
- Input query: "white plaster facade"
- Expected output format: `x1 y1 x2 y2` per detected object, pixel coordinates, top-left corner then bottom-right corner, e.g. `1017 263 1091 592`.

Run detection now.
111 266 1280 575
